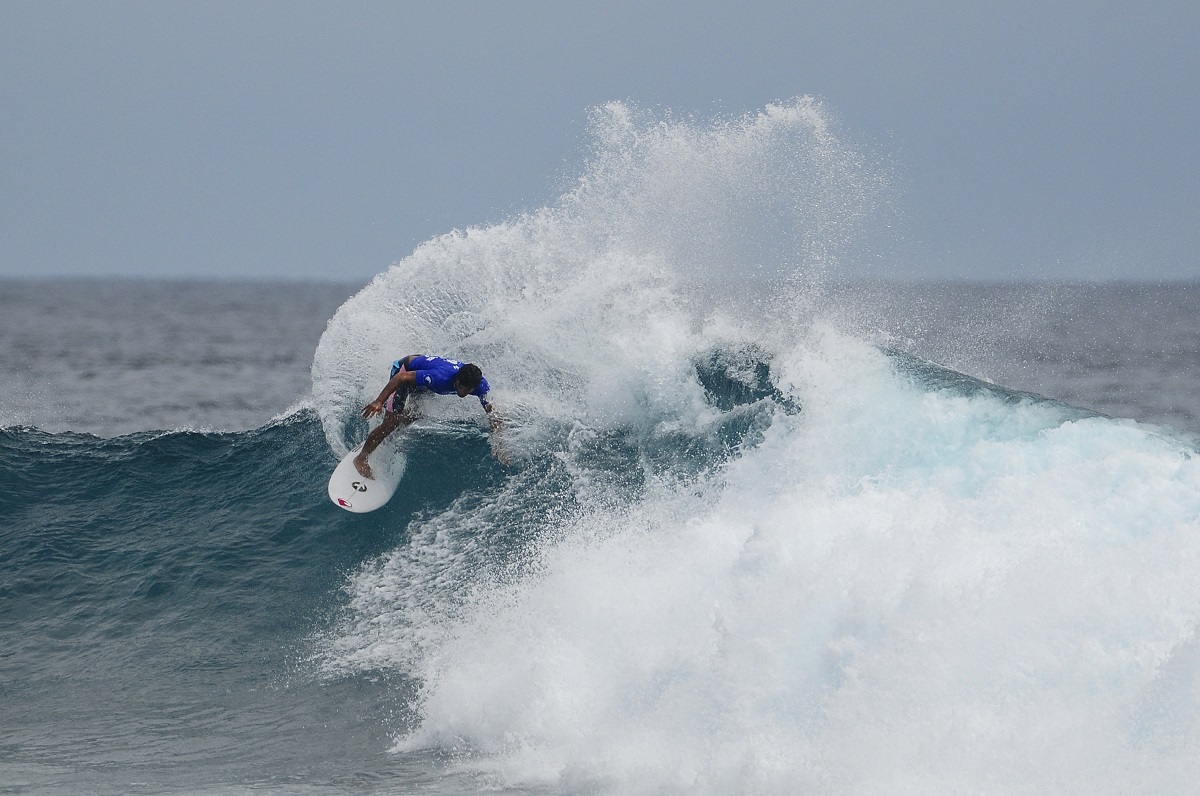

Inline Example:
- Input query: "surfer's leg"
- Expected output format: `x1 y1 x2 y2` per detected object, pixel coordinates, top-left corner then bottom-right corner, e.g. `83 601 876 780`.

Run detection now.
355 412 412 478
354 383 425 478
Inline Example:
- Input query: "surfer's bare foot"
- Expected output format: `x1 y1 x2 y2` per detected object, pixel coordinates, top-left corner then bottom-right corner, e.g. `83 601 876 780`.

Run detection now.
353 454 374 479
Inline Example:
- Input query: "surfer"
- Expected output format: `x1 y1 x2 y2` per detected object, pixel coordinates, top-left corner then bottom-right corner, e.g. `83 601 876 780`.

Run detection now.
355 355 506 477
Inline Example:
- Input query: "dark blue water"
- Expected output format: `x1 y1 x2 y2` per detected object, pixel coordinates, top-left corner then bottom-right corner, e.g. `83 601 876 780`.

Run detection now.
2 418 393 791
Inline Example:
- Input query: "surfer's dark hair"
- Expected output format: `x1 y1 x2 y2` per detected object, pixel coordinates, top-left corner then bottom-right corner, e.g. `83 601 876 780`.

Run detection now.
456 363 483 390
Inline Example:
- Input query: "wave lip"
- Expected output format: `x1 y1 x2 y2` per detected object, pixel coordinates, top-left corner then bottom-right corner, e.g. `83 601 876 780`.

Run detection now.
310 98 886 458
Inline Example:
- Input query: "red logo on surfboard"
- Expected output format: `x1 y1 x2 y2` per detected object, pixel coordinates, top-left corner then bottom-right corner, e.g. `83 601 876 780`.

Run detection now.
337 498 353 508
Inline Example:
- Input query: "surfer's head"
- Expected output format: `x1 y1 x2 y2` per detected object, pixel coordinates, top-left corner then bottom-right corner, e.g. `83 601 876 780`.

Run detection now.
454 364 483 397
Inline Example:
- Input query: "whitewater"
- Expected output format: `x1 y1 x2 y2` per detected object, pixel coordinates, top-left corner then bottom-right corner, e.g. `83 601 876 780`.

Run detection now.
4 99 1200 794
308 99 1200 793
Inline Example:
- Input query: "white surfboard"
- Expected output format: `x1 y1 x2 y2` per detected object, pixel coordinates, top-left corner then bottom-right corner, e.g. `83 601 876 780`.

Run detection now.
328 442 407 513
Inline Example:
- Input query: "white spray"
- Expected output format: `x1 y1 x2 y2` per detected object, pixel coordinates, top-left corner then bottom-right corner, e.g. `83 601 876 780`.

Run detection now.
313 99 1200 794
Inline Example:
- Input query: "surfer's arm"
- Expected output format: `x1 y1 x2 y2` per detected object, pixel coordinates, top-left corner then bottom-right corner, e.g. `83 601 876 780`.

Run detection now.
361 370 417 419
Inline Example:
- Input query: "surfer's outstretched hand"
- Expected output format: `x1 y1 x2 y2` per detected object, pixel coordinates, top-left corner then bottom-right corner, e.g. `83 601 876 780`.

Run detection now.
362 400 384 419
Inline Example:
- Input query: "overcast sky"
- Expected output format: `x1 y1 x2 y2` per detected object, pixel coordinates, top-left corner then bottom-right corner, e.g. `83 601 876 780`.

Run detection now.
2 1 1197 281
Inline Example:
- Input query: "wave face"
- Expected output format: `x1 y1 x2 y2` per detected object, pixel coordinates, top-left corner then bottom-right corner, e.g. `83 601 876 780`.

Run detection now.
307 100 1200 793
6 100 1200 794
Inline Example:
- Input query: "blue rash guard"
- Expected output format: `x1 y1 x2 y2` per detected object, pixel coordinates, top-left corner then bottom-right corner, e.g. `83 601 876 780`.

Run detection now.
389 355 491 409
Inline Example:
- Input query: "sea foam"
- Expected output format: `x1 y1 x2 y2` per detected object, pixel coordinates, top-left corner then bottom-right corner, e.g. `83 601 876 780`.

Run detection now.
314 100 1200 794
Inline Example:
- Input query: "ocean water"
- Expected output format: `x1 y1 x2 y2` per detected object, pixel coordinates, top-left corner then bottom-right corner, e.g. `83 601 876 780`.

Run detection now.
0 280 358 437
4 100 1200 795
